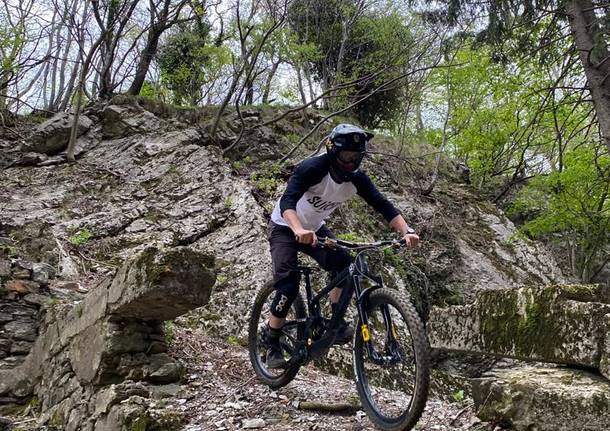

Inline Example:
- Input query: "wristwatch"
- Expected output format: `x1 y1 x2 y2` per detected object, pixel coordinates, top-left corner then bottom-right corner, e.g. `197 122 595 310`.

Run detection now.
403 227 416 235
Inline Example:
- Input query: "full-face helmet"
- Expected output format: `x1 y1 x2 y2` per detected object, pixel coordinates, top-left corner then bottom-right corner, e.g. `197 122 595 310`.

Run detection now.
326 124 373 182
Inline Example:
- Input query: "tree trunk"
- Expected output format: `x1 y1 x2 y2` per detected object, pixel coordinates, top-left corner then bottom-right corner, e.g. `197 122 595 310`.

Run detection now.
97 0 117 100
42 61 50 108
244 80 254 105
303 64 315 107
98 39 115 99
422 67 451 196
566 0 610 154
52 0 78 111
67 29 106 162
262 60 280 104
128 30 162 95
58 59 81 112
0 74 9 111
415 98 424 133
295 64 307 105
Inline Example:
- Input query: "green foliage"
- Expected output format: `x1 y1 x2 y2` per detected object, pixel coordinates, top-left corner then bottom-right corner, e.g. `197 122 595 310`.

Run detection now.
48 409 64 427
68 227 92 247
269 26 321 65
425 44 526 186
382 246 402 267
415 4 608 281
288 0 414 127
336 232 366 242
164 321 176 345
0 23 26 74
139 80 169 101
249 161 283 199
126 410 184 431
24 396 40 415
285 132 302 144
216 273 228 286
226 335 246 347
0 244 17 258
512 146 610 281
452 389 465 402
344 12 413 128
158 24 231 106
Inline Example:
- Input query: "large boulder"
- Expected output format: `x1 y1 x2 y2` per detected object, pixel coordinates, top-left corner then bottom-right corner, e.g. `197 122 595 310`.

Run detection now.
27 113 93 154
428 284 610 378
107 246 215 320
472 366 610 431
101 104 167 138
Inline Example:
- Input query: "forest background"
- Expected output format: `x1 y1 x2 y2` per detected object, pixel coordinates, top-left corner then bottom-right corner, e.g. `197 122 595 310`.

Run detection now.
1 0 609 284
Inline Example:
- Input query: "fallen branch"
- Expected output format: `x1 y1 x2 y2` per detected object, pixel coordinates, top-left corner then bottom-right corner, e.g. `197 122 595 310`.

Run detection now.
449 402 474 426
296 400 361 414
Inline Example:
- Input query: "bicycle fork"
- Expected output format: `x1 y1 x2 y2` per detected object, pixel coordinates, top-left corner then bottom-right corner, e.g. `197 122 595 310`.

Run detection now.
358 298 403 366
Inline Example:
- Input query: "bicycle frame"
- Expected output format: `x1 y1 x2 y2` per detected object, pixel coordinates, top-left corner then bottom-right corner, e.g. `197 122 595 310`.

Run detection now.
285 245 402 366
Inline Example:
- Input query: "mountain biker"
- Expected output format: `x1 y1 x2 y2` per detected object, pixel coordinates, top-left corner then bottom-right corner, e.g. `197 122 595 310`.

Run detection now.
265 123 419 369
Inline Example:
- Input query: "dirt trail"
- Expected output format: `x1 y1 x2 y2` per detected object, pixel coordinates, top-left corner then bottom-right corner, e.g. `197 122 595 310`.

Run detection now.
169 327 499 431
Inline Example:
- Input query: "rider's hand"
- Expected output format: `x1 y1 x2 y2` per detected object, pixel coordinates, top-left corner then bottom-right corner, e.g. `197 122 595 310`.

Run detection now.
402 233 419 249
294 229 318 246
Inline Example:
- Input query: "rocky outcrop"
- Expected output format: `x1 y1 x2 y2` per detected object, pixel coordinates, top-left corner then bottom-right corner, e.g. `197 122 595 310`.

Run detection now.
0 247 215 429
428 284 610 378
101 104 168 139
1 101 569 338
0 99 590 429
472 366 610 431
26 113 93 154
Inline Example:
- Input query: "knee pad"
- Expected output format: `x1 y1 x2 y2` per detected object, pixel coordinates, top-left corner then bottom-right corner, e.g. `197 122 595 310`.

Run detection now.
270 273 300 319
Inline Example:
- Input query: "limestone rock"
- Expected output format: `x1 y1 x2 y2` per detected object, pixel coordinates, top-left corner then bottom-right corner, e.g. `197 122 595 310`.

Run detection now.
472 366 610 431
242 418 266 429
0 260 11 279
9 340 33 354
4 319 37 341
107 247 216 320
28 113 93 154
149 384 181 399
32 262 56 285
428 284 610 376
5 279 40 295
92 382 150 417
102 104 166 138
139 353 182 384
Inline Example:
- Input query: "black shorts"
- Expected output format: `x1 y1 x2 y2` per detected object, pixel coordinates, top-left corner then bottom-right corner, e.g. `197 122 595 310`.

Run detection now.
267 221 351 283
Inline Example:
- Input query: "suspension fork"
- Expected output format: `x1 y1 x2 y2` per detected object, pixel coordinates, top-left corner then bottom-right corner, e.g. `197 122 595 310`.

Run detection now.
356 282 402 365
354 278 384 363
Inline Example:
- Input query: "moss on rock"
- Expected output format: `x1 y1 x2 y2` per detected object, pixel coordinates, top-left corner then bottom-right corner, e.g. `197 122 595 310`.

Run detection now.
477 286 559 358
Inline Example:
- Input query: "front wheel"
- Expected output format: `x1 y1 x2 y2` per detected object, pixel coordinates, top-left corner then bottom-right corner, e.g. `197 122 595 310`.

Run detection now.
353 288 430 431
248 281 306 389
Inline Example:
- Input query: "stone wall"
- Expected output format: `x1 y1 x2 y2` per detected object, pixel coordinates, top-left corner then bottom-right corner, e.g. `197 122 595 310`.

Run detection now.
0 246 215 430
0 251 56 371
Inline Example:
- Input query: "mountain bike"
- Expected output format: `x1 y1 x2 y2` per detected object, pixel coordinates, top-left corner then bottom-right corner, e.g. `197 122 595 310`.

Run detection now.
248 237 430 431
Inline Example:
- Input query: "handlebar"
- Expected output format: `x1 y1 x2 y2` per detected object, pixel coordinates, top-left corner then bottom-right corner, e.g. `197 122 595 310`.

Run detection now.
317 236 406 251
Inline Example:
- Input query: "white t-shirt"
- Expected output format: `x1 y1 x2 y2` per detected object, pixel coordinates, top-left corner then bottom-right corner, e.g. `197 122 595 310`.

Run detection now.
271 154 399 232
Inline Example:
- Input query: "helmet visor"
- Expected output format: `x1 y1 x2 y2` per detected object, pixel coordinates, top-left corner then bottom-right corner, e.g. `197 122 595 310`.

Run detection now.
336 150 365 171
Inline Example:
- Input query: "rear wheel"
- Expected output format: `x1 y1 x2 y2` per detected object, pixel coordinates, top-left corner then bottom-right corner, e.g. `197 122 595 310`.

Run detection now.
353 288 429 430
248 282 306 388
